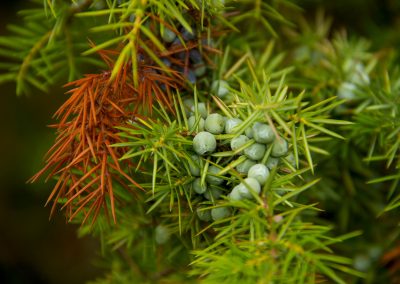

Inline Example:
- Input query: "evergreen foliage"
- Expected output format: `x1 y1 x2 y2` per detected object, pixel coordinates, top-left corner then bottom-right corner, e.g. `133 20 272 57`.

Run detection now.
2 0 400 283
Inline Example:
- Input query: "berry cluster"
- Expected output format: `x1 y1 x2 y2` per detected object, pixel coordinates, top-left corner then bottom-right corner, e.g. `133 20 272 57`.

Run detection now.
160 25 209 85
184 88 291 222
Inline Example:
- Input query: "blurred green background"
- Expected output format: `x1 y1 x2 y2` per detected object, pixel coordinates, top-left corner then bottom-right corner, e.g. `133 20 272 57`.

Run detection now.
0 0 399 283
0 2 102 284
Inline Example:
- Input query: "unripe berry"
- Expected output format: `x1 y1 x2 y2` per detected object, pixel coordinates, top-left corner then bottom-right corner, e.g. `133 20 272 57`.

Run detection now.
205 113 225 134
183 98 194 113
189 155 201 176
238 178 261 199
245 127 254 138
191 102 208 119
161 28 176 43
193 178 207 194
248 164 269 185
193 132 217 156
211 207 231 221
230 135 249 153
271 138 288 157
155 225 170 244
196 207 212 222
204 187 222 201
188 116 205 132
337 82 357 100
225 118 243 134
265 157 279 169
236 157 256 174
229 185 243 201
211 80 229 98
285 152 296 167
252 122 275 144
206 165 224 185
350 63 370 85
244 143 266 160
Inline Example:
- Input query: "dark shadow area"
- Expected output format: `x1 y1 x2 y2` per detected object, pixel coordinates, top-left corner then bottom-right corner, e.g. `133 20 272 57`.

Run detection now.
0 2 103 283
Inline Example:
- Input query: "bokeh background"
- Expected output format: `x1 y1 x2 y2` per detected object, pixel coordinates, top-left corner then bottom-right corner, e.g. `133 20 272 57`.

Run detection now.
0 0 399 283
0 1 102 284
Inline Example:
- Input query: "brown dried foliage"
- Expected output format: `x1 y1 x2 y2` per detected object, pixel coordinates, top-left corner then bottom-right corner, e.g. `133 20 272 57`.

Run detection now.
28 46 186 225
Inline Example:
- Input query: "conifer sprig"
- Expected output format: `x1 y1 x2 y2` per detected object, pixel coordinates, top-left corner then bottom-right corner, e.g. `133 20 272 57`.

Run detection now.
28 66 142 224
0 0 106 95
76 0 220 87
5 0 400 282
351 70 400 212
28 43 188 223
109 69 357 282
